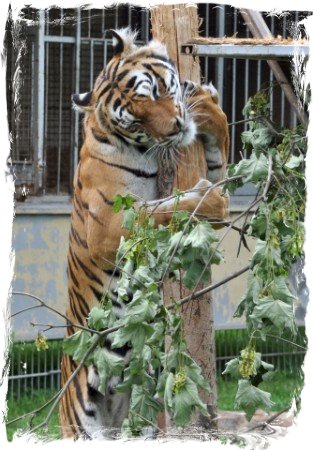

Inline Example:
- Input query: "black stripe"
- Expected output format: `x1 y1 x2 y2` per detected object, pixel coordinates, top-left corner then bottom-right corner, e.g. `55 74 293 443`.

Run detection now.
77 163 83 190
71 224 88 249
103 267 120 276
116 69 129 83
97 189 114 206
142 63 167 89
91 127 111 144
73 197 84 224
67 258 80 288
97 82 111 99
147 54 175 67
72 287 90 320
126 75 137 89
105 89 114 106
113 97 121 111
69 246 79 271
72 369 96 419
89 284 105 303
89 154 157 179
75 254 103 286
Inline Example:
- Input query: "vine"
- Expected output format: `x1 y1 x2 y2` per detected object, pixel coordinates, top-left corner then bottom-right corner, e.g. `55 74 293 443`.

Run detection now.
223 88 307 419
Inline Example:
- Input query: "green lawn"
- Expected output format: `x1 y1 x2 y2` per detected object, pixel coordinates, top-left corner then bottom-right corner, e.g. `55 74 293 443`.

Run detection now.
5 390 61 442
5 370 304 442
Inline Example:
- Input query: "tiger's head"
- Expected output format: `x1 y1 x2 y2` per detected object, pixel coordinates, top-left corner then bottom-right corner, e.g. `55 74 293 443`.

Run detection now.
73 28 196 152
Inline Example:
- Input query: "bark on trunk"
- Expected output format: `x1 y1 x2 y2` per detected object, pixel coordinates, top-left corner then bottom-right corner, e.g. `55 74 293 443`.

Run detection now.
150 0 218 450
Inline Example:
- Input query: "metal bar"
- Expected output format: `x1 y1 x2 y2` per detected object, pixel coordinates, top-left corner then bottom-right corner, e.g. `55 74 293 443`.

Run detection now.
44 35 76 44
183 43 310 59
90 40 94 90
34 9 46 192
73 8 81 171
141 7 150 42
57 42 64 194
215 7 225 108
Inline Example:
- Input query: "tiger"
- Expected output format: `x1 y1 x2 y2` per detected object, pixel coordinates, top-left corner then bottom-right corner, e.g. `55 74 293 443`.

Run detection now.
59 27 229 440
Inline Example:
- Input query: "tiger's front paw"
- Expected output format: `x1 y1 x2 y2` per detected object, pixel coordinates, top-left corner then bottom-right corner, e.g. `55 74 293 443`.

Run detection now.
190 179 229 227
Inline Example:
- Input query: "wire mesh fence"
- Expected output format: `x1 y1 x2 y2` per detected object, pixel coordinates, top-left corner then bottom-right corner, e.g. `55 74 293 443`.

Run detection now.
6 328 306 402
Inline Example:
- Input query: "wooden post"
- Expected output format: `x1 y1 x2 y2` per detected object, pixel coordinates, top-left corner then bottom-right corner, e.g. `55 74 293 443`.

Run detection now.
151 5 218 433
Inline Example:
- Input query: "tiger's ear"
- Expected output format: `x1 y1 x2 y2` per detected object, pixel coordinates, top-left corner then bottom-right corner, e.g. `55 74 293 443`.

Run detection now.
72 91 94 113
110 28 138 57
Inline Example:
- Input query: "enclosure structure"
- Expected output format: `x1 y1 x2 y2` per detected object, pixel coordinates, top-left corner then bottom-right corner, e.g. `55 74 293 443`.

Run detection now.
7 6 309 196
6 5 309 391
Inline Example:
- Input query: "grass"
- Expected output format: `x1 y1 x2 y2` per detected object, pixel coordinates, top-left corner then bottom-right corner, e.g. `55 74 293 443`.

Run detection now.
5 370 304 441
5 329 306 440
5 390 61 442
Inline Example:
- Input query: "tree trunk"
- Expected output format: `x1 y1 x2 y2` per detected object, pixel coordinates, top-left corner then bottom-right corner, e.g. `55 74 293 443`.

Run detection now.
150 4 218 434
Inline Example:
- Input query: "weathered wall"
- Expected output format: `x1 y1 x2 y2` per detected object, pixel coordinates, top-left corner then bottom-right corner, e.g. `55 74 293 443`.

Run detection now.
11 205 70 341
10 204 307 341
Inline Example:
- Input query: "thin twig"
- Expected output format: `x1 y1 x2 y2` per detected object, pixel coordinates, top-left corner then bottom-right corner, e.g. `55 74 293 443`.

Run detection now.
11 291 100 335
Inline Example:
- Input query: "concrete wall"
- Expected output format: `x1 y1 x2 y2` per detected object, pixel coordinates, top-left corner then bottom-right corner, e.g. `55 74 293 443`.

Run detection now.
10 198 307 341
11 198 71 341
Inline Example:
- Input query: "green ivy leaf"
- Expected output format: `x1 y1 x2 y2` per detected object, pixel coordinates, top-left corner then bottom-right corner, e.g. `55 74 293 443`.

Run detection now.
111 323 154 352
222 358 241 378
130 384 163 424
122 208 137 230
234 152 268 184
251 127 273 150
173 378 208 426
249 296 295 332
112 194 135 213
183 259 209 289
88 304 115 331
285 154 304 169
63 330 92 363
270 277 296 304
235 379 275 421
184 222 219 248
93 347 125 395
123 297 158 324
